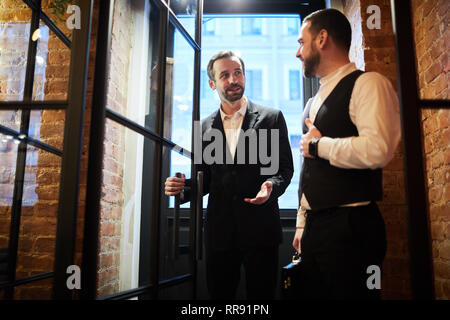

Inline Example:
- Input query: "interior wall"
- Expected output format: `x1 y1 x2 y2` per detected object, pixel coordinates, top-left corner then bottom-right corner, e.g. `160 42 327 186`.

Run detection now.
411 0 450 300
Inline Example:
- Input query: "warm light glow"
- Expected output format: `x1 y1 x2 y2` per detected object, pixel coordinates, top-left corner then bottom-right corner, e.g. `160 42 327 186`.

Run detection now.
32 28 41 41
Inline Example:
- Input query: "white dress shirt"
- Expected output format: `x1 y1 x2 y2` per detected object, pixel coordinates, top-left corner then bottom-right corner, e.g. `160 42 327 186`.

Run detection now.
220 98 248 160
181 99 248 202
297 62 401 228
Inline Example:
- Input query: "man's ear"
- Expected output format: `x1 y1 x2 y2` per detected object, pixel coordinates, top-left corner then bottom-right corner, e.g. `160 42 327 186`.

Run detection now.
209 79 216 90
317 29 329 49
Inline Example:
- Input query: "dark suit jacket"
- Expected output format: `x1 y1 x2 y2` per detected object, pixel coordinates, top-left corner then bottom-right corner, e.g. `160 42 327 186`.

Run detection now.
184 100 294 250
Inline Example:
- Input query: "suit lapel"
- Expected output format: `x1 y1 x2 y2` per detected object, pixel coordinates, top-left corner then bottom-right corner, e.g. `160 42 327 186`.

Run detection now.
236 100 259 164
241 100 259 132
210 109 223 132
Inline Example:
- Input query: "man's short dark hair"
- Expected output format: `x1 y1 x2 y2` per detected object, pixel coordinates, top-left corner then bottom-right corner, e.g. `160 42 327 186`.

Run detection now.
303 8 352 52
207 50 245 81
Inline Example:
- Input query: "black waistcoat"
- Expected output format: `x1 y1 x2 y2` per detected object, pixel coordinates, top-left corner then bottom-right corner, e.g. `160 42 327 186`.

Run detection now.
299 70 382 210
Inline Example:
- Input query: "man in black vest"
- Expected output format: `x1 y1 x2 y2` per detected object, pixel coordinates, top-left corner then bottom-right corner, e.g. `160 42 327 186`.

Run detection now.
292 9 401 299
165 51 294 299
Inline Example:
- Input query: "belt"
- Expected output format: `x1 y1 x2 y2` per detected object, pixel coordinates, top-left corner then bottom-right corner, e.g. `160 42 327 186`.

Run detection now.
306 202 374 216
305 207 338 215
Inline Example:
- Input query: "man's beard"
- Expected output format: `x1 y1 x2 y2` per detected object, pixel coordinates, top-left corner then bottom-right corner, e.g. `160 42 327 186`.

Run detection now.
223 84 244 102
303 44 320 78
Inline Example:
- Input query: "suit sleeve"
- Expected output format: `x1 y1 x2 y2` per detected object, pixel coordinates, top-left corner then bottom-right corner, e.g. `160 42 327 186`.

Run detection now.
181 162 210 204
265 110 294 202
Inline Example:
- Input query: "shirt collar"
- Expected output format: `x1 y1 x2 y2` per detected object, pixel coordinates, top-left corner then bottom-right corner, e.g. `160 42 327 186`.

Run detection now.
219 97 248 121
319 62 357 86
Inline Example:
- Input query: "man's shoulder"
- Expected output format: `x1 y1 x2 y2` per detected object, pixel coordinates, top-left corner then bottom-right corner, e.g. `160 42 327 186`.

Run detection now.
200 110 219 127
357 71 394 87
353 71 397 98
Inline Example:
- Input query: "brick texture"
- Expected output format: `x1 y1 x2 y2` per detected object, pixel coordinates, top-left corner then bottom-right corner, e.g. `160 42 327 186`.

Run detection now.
0 0 85 299
0 0 132 299
0 0 60 300
343 0 412 299
412 0 449 100
412 0 450 300
95 0 135 298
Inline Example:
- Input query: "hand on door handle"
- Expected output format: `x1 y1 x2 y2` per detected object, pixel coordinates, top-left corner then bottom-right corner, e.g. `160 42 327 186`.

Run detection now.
165 173 186 196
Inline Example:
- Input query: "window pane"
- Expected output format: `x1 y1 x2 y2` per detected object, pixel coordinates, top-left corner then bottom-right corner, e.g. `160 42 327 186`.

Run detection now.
28 110 65 150
0 110 21 132
204 18 215 36
169 0 197 40
32 20 70 101
97 118 156 298
289 70 300 100
246 69 263 101
163 25 194 151
0 4 32 101
16 145 61 279
105 0 161 133
0 137 19 268
286 18 299 35
0 135 62 298
159 146 192 283
199 14 303 209
242 18 262 35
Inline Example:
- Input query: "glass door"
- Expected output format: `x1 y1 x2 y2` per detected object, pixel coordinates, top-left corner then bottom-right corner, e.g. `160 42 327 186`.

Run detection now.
157 0 202 300
81 0 203 300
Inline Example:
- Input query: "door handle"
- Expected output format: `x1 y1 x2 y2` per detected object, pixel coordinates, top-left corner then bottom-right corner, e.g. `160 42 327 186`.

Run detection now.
196 171 203 260
171 172 181 260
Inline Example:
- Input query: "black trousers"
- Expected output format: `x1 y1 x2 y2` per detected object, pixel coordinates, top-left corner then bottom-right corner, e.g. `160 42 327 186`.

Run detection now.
205 245 279 300
299 202 386 300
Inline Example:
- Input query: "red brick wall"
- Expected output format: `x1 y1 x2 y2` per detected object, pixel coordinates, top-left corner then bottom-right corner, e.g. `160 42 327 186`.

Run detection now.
343 0 412 299
96 0 135 297
412 0 449 100
411 0 450 300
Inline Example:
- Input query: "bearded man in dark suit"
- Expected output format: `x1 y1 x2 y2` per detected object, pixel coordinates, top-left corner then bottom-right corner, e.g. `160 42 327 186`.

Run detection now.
165 50 293 300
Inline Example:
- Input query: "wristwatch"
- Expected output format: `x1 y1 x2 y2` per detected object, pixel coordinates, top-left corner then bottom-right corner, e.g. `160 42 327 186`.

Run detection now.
309 137 321 159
